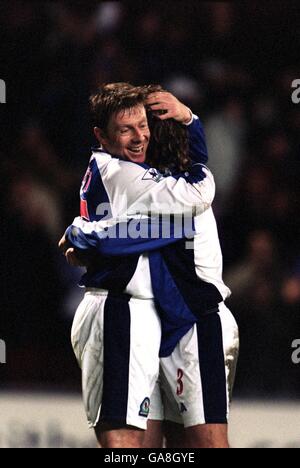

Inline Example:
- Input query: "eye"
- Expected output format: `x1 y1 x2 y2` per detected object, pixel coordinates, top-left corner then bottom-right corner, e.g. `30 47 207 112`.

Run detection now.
120 128 129 134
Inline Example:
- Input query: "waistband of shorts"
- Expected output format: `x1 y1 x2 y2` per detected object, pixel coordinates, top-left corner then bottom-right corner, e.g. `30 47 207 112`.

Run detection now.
85 288 109 296
85 288 155 301
199 303 224 317
203 305 220 316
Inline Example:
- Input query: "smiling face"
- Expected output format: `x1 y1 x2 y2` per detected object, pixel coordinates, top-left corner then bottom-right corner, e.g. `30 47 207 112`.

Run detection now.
95 104 150 164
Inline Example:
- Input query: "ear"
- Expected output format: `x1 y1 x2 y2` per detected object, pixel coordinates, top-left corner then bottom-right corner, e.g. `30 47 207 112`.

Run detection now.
94 127 107 146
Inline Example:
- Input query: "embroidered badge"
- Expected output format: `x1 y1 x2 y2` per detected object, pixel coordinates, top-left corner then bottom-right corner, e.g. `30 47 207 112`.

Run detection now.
142 168 164 183
139 398 151 417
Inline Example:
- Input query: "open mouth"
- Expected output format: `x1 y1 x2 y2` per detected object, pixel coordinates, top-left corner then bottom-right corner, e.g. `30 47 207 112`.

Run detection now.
128 146 144 154
127 146 145 158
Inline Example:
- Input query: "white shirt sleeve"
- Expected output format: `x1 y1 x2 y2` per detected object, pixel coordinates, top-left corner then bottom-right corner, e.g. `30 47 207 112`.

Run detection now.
99 158 215 218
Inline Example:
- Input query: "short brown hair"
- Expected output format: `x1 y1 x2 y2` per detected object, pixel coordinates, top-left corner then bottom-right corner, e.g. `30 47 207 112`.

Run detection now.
89 83 145 131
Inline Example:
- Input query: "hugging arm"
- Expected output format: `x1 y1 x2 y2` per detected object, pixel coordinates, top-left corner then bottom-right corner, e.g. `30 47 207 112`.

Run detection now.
63 162 214 258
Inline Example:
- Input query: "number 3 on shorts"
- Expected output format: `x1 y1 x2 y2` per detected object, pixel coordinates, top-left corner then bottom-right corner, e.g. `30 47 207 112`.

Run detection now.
176 369 184 396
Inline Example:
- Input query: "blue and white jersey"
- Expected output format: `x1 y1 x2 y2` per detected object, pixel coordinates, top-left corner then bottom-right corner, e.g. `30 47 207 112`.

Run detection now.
74 115 214 301
66 115 230 355
79 113 209 223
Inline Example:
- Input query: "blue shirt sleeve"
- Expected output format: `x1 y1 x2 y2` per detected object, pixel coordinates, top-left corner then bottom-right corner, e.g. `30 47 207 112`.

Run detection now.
66 217 196 257
186 115 208 164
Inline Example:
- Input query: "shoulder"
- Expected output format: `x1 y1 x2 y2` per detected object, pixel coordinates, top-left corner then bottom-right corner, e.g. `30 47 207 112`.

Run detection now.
105 158 151 181
92 149 112 166
92 150 119 179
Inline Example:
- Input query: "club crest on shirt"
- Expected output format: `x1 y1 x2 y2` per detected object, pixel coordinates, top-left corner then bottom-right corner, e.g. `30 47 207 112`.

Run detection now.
142 168 164 183
139 397 150 417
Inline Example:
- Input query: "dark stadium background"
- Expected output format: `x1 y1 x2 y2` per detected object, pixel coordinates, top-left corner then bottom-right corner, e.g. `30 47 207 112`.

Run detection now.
0 0 299 406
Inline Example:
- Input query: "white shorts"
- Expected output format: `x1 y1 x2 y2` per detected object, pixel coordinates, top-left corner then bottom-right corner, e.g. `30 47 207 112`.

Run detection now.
71 289 161 430
149 303 239 427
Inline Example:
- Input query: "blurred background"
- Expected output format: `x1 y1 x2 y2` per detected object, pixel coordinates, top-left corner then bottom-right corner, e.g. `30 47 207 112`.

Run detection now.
0 0 299 447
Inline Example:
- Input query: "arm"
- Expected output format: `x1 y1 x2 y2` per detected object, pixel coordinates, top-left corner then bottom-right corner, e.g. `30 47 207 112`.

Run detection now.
63 151 214 258
185 114 208 165
63 158 212 257
146 91 208 164
100 156 215 218
65 214 195 257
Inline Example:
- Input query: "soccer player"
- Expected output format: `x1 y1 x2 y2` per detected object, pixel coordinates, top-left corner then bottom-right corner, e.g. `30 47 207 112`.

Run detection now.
59 83 216 448
145 90 239 448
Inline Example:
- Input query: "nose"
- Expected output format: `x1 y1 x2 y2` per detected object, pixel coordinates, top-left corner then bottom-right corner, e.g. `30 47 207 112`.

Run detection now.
132 127 144 142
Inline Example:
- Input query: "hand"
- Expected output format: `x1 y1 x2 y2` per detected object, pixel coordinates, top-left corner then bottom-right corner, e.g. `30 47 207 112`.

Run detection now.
65 248 87 267
59 235 89 267
58 235 70 254
146 92 192 124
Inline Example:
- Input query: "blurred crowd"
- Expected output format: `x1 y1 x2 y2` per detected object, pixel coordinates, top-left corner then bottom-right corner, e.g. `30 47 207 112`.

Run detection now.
0 1 299 397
